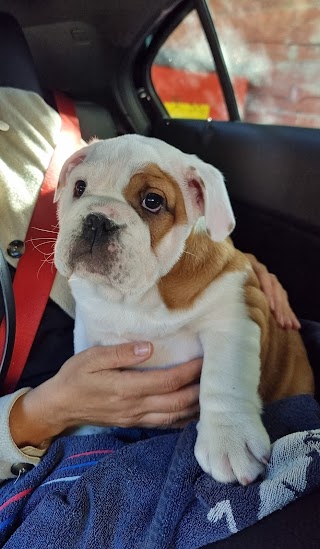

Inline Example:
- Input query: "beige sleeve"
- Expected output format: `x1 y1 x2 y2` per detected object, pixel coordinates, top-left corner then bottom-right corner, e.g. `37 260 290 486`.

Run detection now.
0 388 48 482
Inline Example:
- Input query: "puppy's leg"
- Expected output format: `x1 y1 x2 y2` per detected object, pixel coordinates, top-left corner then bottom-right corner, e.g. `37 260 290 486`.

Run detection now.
195 319 270 485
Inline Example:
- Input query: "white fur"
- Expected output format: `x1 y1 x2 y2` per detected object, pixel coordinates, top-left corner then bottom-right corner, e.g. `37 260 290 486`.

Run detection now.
54 135 270 485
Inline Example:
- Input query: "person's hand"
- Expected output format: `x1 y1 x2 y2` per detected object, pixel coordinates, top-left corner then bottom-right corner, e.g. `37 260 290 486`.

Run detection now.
10 342 201 448
245 253 301 330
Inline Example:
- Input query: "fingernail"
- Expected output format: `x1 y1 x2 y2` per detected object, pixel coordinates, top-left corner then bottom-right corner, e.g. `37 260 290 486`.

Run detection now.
133 342 151 356
270 300 275 311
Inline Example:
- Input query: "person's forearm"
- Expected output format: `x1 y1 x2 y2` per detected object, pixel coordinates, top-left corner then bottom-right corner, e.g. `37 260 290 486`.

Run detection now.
9 383 67 448
8 343 202 450
0 389 47 481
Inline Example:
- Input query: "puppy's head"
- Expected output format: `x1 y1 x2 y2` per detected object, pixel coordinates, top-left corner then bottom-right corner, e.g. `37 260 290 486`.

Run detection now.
54 135 235 295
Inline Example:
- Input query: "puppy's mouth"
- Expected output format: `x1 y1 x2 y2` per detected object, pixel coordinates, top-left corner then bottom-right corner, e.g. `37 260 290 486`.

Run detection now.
69 213 126 275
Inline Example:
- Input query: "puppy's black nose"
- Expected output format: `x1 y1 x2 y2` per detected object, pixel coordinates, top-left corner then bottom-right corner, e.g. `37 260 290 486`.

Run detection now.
82 214 119 244
84 213 117 233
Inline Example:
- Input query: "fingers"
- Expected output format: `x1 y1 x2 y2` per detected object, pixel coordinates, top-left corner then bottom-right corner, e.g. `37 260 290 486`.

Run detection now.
246 254 275 311
137 382 200 427
289 314 301 330
122 368 201 428
103 375 200 430
246 253 300 331
108 341 153 365
142 382 200 415
85 341 153 372
119 358 202 398
138 403 200 429
270 274 301 330
55 344 202 431
258 268 275 312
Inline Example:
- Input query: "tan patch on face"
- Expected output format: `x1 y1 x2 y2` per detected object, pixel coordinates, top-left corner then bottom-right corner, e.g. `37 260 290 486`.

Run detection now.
244 266 314 402
123 163 188 249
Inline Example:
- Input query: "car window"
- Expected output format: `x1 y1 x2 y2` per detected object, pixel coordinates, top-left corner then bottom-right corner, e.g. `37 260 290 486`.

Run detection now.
152 1 320 129
151 9 248 121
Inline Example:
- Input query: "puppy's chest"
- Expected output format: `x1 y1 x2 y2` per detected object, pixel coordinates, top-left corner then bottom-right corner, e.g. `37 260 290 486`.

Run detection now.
72 269 250 368
75 300 202 368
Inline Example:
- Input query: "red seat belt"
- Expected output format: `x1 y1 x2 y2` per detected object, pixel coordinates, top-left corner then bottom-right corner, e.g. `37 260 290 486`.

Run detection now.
0 92 82 394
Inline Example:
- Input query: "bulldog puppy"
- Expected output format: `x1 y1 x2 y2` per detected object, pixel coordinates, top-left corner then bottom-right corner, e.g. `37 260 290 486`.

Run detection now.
54 135 314 485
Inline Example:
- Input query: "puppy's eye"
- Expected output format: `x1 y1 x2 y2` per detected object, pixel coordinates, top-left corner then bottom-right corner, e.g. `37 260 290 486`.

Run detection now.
141 193 164 213
74 180 87 198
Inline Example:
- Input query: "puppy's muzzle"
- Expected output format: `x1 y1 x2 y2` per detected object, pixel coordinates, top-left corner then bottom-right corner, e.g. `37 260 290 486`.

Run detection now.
82 213 120 244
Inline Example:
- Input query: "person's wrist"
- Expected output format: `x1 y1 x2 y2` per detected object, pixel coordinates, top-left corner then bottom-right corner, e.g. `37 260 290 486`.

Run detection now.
9 381 69 448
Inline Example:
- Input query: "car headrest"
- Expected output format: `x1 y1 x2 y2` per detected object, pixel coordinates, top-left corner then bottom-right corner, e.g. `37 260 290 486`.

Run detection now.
0 12 43 97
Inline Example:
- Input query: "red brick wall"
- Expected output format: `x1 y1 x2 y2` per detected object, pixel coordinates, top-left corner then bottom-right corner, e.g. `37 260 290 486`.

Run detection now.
154 1 320 128
209 0 320 127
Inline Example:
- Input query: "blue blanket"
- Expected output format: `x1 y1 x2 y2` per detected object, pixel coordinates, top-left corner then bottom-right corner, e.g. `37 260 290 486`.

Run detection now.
1 395 320 549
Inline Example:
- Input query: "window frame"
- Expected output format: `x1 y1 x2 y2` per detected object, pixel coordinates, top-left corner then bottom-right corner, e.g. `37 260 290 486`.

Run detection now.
134 0 240 126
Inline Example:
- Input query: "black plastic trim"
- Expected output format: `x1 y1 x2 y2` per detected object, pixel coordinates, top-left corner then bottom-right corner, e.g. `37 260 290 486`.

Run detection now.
195 0 240 121
0 250 16 384
134 0 240 127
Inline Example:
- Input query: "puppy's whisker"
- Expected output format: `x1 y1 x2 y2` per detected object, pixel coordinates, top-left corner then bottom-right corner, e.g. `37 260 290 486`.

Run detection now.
40 254 54 265
37 254 55 279
25 237 56 244
31 226 59 234
27 236 56 253
183 251 198 258
31 242 55 257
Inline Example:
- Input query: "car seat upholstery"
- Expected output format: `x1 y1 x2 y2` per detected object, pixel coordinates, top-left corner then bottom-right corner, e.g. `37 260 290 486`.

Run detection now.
75 101 118 142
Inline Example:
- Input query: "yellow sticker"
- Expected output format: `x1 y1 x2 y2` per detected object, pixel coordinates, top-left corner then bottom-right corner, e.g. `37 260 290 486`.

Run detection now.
164 102 210 120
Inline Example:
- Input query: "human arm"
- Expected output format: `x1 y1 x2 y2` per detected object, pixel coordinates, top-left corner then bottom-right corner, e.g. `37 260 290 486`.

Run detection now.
1 342 201 481
0 388 49 482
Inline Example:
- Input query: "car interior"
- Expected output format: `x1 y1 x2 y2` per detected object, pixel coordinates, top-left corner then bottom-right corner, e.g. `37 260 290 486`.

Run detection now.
0 0 320 547
1 0 319 322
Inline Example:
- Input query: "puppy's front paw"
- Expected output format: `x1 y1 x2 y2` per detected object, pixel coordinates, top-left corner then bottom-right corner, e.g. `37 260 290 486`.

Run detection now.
194 415 270 485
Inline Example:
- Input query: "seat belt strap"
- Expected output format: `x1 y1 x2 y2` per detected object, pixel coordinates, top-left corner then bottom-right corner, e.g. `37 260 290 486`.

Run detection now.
0 92 82 394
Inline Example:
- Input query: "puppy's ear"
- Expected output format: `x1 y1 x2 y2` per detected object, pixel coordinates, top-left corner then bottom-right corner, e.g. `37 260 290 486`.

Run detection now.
185 158 235 242
54 146 89 203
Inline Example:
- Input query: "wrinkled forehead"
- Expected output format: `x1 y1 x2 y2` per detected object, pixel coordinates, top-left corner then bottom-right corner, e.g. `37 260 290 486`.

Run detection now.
80 136 186 192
